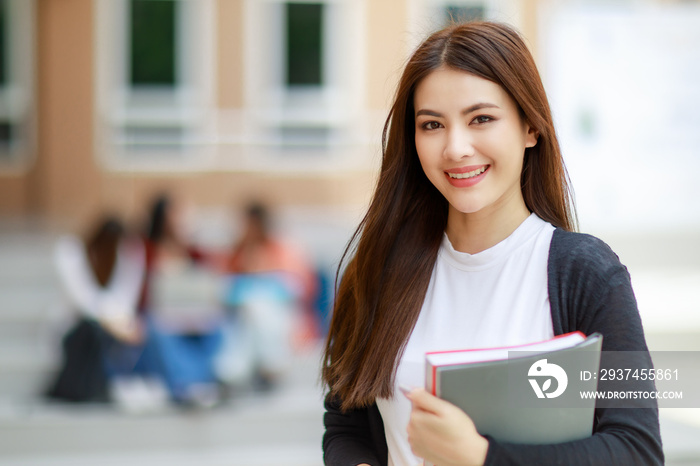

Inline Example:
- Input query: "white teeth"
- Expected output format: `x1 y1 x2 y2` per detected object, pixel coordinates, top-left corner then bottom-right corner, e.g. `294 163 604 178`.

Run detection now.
448 166 487 179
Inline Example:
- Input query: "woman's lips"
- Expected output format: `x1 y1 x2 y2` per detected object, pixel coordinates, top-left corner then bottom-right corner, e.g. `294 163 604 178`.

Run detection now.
445 165 490 187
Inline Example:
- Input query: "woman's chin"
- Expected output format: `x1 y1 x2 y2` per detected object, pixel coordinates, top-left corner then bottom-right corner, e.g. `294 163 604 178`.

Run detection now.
447 201 486 216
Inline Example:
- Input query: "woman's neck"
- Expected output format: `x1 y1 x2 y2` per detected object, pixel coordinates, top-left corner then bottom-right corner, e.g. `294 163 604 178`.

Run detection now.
445 201 531 254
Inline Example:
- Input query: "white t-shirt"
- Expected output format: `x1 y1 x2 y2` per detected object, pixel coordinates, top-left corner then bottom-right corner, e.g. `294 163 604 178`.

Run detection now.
376 213 555 466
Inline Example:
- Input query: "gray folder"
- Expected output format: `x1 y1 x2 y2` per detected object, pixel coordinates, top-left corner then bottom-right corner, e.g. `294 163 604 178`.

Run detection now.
429 333 603 444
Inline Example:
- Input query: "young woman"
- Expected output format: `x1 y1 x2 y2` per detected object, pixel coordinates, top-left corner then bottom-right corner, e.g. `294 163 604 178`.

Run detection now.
321 22 663 466
137 194 225 406
49 216 145 402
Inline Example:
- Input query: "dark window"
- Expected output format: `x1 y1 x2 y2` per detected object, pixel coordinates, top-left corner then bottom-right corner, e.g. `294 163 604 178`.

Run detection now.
0 121 12 150
444 5 485 24
130 0 178 86
286 3 324 86
0 0 10 152
0 0 7 86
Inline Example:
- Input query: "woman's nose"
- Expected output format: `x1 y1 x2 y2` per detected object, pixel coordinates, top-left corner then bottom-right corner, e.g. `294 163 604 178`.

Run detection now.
443 127 475 161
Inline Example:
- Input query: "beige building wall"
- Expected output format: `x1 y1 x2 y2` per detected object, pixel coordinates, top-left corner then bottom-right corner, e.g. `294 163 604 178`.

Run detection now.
366 0 409 110
0 178 28 215
6 0 380 229
1 0 548 228
30 0 100 223
216 0 245 110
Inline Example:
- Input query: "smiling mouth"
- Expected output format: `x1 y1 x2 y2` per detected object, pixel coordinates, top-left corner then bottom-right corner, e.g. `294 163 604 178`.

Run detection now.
447 166 489 179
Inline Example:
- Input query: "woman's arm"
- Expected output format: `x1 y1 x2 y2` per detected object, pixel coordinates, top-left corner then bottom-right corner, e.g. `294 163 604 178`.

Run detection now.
110 238 146 315
481 263 663 465
54 236 100 318
323 394 387 466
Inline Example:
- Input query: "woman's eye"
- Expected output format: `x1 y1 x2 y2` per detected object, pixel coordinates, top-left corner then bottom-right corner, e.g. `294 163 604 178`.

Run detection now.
422 121 442 130
472 115 493 124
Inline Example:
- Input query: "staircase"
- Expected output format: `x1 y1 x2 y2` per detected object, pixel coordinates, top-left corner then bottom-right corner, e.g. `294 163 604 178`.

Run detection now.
0 226 63 406
0 218 326 465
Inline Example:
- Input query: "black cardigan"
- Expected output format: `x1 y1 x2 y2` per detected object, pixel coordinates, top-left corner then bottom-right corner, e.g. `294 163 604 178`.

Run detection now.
323 229 664 465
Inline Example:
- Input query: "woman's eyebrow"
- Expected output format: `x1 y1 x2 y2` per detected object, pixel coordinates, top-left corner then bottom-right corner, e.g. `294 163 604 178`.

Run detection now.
462 103 499 114
415 109 442 118
415 102 500 118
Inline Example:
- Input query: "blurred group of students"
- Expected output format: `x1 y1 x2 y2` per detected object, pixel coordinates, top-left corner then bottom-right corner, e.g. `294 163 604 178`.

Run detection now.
45 194 325 411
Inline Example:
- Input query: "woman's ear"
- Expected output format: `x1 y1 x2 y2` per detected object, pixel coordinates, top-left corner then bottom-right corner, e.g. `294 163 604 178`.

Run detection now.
525 125 539 148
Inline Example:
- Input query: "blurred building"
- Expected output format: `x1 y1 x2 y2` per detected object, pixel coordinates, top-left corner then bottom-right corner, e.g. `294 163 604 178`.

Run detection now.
0 0 541 227
0 0 698 231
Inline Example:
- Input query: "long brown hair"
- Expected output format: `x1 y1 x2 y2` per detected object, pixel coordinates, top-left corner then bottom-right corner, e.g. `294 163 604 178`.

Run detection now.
322 21 577 411
85 217 125 287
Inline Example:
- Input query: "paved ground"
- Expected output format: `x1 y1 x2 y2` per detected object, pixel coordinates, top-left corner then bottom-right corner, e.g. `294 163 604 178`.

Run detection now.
1 216 700 465
0 347 326 466
0 217 328 466
2 348 700 466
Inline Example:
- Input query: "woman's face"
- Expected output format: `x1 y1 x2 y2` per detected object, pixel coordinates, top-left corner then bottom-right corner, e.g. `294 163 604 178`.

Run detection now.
414 67 537 221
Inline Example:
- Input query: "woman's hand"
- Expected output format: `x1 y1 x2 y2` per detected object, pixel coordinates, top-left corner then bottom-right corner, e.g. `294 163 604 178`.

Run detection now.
404 388 488 466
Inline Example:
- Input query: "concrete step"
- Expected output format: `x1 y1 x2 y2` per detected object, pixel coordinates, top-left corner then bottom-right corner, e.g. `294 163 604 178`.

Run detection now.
0 445 324 466
0 340 59 399
0 349 326 464
0 245 57 272
0 231 62 400
0 390 324 456
0 286 60 317
0 266 57 284
0 286 62 355
0 369 56 401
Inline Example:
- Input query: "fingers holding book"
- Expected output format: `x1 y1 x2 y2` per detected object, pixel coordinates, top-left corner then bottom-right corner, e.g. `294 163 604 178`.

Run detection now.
402 387 489 466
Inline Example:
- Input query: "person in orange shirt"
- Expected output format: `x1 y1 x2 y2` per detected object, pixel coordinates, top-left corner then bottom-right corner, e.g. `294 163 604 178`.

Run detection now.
217 202 319 390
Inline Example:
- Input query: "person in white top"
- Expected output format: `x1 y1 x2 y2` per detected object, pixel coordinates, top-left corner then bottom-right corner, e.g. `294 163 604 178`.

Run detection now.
54 217 145 343
322 21 661 466
49 216 147 404
376 213 555 465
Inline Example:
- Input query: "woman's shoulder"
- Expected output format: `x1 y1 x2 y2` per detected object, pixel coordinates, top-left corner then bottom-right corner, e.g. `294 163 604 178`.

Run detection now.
54 235 86 266
547 229 638 337
549 228 627 280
